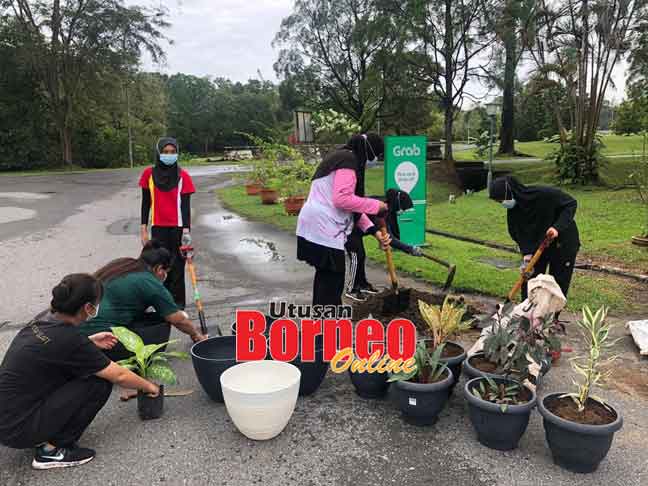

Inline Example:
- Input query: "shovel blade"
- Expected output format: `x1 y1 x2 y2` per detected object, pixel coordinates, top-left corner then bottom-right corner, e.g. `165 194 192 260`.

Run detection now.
382 288 411 314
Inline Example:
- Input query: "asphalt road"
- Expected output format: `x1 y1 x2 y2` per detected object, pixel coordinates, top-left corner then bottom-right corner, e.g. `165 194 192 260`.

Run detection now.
0 167 646 486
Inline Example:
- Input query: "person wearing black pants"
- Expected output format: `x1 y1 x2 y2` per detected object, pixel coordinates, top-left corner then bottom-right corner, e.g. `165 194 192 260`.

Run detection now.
0 274 160 470
344 228 373 302
489 176 581 306
296 134 390 309
139 137 196 309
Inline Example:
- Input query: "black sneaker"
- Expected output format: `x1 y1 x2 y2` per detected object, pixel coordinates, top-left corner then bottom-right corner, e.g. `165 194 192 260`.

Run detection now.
359 283 380 295
32 445 95 470
345 290 367 302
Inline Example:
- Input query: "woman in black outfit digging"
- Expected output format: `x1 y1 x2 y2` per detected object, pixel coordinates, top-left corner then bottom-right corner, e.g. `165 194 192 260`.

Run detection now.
489 176 581 301
139 138 195 309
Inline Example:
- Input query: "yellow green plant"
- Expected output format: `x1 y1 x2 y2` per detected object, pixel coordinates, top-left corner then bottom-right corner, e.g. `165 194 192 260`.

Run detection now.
418 296 473 349
563 306 618 412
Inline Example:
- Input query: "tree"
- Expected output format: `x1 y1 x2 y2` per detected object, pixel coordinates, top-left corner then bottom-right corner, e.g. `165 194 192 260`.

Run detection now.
489 0 537 155
5 0 167 165
274 0 404 131
395 0 495 172
528 0 648 183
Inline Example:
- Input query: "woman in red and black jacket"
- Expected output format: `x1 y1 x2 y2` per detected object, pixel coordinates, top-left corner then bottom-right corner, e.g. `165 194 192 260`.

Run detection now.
139 137 195 309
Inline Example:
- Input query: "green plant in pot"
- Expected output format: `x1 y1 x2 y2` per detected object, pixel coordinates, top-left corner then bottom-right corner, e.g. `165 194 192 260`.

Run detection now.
537 306 623 473
464 374 537 451
388 342 454 426
111 326 189 420
418 297 472 388
260 176 282 205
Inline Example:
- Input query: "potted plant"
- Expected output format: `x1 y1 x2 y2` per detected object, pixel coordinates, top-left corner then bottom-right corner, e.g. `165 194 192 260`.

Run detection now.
538 306 623 473
111 326 189 420
388 342 454 426
464 376 537 450
629 154 648 246
260 176 281 205
280 159 314 215
418 297 472 389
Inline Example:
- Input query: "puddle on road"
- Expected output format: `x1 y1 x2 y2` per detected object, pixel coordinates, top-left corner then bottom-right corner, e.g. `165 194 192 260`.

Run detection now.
0 192 51 200
237 238 285 263
107 218 140 235
186 165 248 177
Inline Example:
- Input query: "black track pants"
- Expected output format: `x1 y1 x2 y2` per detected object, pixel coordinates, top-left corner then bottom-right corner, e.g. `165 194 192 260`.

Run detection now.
522 244 579 301
3 377 112 449
151 226 186 309
313 268 345 307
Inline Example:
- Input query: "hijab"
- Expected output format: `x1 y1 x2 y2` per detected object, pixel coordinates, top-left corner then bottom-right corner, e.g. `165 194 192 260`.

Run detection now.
152 137 180 192
312 133 384 197
367 189 413 238
489 176 578 254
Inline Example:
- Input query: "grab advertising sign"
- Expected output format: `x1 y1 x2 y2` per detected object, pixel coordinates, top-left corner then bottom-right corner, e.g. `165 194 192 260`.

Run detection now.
385 136 427 246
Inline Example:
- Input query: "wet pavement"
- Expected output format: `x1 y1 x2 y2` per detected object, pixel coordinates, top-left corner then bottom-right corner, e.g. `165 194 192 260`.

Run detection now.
0 166 647 486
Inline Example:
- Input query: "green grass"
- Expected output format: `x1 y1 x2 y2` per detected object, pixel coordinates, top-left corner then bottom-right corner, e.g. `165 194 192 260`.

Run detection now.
455 133 648 161
217 171 644 314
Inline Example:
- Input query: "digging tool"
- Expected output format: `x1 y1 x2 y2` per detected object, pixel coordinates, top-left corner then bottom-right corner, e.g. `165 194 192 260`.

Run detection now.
420 252 457 291
381 228 411 314
505 236 553 303
180 244 221 336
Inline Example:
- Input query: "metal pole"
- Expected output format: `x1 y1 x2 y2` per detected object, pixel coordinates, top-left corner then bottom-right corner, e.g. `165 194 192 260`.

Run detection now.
487 115 494 190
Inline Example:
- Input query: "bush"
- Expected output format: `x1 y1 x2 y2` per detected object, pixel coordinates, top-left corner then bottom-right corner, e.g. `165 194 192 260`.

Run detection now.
546 137 606 185
312 109 360 144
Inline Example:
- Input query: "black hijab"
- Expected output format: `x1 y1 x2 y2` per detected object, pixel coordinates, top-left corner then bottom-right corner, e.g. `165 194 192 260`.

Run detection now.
152 137 180 192
489 176 579 254
367 189 413 238
312 133 384 197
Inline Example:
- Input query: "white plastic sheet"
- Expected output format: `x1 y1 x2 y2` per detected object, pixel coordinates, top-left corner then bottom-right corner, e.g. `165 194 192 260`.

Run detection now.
627 320 648 356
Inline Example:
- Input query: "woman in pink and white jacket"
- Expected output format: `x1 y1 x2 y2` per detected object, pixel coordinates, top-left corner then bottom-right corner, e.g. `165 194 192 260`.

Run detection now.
296 134 391 308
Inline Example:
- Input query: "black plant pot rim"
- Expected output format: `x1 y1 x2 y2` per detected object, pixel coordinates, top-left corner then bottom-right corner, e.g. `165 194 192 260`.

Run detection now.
538 392 623 435
464 377 537 414
190 335 237 363
465 352 507 380
421 339 467 366
393 368 454 392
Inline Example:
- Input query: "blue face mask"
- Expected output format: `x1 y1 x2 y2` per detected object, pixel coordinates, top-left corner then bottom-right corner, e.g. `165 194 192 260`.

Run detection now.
502 199 517 210
159 154 178 166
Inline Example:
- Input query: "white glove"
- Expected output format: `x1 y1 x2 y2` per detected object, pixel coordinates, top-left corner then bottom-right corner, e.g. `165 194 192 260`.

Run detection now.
181 231 192 247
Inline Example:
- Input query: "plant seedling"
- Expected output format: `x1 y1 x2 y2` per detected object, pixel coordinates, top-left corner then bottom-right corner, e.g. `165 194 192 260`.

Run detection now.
561 306 618 412
111 326 189 385
471 376 524 412
418 296 473 349
388 342 449 384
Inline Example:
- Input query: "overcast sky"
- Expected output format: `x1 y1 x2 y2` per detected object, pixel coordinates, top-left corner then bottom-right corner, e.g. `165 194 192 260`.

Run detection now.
136 0 629 103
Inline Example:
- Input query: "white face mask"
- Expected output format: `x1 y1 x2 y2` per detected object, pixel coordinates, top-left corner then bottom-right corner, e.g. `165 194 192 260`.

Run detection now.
501 199 517 209
363 134 378 166
87 303 99 319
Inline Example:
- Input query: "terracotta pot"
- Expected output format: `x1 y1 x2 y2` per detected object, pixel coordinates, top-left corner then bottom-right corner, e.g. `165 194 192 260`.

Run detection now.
631 235 648 247
284 196 305 215
260 188 279 205
245 183 262 195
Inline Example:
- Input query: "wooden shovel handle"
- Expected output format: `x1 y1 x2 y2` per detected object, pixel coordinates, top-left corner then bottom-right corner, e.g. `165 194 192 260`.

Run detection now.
507 237 552 301
381 228 398 291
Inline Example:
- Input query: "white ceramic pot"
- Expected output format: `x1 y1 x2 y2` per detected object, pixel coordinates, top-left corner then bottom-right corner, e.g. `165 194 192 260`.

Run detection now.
220 360 301 440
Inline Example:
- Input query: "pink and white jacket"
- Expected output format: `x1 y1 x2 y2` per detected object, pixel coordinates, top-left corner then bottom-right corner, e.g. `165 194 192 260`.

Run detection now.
296 168 381 250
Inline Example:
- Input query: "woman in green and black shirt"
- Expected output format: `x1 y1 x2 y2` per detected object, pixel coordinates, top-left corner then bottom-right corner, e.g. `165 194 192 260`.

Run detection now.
81 240 207 363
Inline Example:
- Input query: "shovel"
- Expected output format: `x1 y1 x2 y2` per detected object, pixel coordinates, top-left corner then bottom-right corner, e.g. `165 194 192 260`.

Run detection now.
505 236 553 303
181 244 221 337
420 252 457 291
381 228 411 314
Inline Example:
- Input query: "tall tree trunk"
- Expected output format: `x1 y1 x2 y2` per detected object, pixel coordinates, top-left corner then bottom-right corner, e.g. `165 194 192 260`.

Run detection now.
498 30 516 155
443 0 454 163
443 103 454 162
60 124 73 165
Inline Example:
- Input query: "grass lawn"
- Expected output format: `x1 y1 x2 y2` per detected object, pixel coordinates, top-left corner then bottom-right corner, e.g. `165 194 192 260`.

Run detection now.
455 133 648 161
218 162 646 314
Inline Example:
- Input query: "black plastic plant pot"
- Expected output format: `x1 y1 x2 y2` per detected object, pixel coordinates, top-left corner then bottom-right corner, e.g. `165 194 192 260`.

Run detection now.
137 385 164 420
349 368 390 399
464 377 536 451
423 340 466 392
538 393 624 474
191 336 238 403
392 368 454 426
463 352 507 381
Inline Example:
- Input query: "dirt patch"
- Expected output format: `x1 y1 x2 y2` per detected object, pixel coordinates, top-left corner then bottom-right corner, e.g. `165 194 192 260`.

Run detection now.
408 367 450 385
603 361 648 400
470 355 499 374
424 341 465 359
545 395 617 426
351 289 480 337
